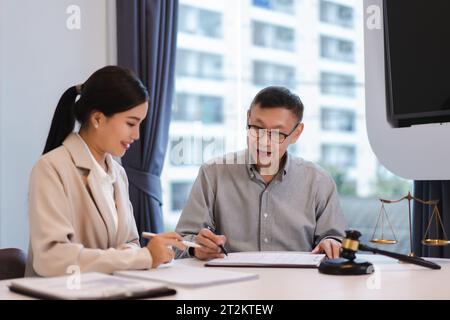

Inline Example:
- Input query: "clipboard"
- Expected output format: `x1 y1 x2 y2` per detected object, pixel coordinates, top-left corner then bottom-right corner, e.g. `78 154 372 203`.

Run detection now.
205 252 326 268
8 272 176 300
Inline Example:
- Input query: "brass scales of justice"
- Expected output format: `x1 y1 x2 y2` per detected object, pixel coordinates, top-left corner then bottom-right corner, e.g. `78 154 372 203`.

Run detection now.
370 191 450 257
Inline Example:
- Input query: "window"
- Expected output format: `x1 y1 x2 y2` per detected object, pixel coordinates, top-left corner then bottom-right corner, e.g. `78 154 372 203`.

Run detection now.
177 49 223 79
320 0 354 28
321 35 354 62
252 21 295 51
162 1 412 254
321 72 356 97
321 144 356 169
253 61 296 88
252 0 295 14
173 93 224 124
321 108 355 132
176 49 223 79
171 182 193 211
179 5 222 38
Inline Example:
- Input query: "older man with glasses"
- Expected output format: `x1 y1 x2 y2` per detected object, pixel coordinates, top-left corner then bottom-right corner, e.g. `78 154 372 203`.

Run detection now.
175 86 347 260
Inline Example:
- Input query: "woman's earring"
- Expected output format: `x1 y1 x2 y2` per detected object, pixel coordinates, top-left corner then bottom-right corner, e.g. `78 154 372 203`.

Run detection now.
94 124 99 129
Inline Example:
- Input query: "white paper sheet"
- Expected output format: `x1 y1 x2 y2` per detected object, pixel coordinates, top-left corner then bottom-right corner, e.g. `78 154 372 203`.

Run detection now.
115 265 258 288
205 251 325 268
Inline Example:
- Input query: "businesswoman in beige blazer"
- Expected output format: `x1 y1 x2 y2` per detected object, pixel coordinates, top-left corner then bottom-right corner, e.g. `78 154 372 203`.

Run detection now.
26 66 185 277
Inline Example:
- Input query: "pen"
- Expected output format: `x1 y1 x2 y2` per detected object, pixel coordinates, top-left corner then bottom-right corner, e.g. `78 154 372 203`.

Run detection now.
203 225 228 256
141 232 202 249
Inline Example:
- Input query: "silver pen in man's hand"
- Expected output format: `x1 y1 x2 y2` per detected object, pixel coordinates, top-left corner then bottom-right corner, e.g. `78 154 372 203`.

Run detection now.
203 224 228 256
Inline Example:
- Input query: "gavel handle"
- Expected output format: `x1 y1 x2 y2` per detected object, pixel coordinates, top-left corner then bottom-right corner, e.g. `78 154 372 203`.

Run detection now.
358 244 441 270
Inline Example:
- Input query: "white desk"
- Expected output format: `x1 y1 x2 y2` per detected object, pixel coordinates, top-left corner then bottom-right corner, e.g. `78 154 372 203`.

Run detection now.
1 254 449 300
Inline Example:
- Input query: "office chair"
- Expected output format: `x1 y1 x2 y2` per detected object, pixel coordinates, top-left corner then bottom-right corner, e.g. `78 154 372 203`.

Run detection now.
0 248 27 280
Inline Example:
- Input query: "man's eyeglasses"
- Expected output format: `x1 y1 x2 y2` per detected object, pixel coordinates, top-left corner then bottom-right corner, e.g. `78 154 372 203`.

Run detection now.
247 122 301 144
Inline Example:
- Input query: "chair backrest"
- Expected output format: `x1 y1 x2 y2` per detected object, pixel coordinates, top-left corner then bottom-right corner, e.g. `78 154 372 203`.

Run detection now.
0 248 27 280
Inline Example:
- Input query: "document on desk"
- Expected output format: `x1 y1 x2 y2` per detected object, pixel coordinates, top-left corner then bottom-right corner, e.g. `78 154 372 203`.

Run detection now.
115 265 259 288
9 272 176 300
205 251 325 268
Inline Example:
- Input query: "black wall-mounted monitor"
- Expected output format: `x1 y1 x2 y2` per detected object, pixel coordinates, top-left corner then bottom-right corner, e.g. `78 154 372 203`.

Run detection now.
384 0 450 127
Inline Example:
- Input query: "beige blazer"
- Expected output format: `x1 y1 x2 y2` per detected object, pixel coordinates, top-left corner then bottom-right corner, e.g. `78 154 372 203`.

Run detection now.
25 133 151 277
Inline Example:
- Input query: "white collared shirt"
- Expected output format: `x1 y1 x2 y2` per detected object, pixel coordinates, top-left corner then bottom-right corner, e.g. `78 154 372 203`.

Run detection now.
76 133 119 232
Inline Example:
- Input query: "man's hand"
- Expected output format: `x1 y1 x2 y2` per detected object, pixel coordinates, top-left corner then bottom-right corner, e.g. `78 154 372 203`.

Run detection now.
311 238 341 259
192 228 227 260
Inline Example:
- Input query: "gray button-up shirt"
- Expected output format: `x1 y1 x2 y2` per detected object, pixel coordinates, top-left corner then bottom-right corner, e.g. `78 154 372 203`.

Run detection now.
175 150 346 258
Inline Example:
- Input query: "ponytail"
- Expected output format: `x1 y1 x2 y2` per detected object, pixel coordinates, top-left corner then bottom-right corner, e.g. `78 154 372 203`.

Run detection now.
42 66 148 155
42 86 78 154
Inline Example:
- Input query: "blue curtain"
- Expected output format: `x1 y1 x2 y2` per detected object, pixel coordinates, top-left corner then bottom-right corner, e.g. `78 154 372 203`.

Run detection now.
413 181 450 258
116 0 178 243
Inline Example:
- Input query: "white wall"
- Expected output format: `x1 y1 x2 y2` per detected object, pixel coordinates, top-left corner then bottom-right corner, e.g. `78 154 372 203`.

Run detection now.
0 0 117 250
364 0 450 179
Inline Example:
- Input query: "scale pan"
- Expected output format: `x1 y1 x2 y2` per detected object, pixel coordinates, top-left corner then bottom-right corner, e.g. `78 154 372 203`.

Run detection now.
422 239 450 246
370 239 397 245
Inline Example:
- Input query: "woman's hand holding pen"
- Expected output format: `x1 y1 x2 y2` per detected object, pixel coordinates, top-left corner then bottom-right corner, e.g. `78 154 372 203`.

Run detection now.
193 228 227 260
145 232 187 268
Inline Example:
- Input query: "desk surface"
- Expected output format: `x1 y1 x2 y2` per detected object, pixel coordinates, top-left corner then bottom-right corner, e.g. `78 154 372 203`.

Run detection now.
1 254 450 300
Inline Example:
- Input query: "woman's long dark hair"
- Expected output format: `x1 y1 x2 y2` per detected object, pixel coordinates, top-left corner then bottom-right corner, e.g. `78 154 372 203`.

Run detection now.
43 66 149 154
